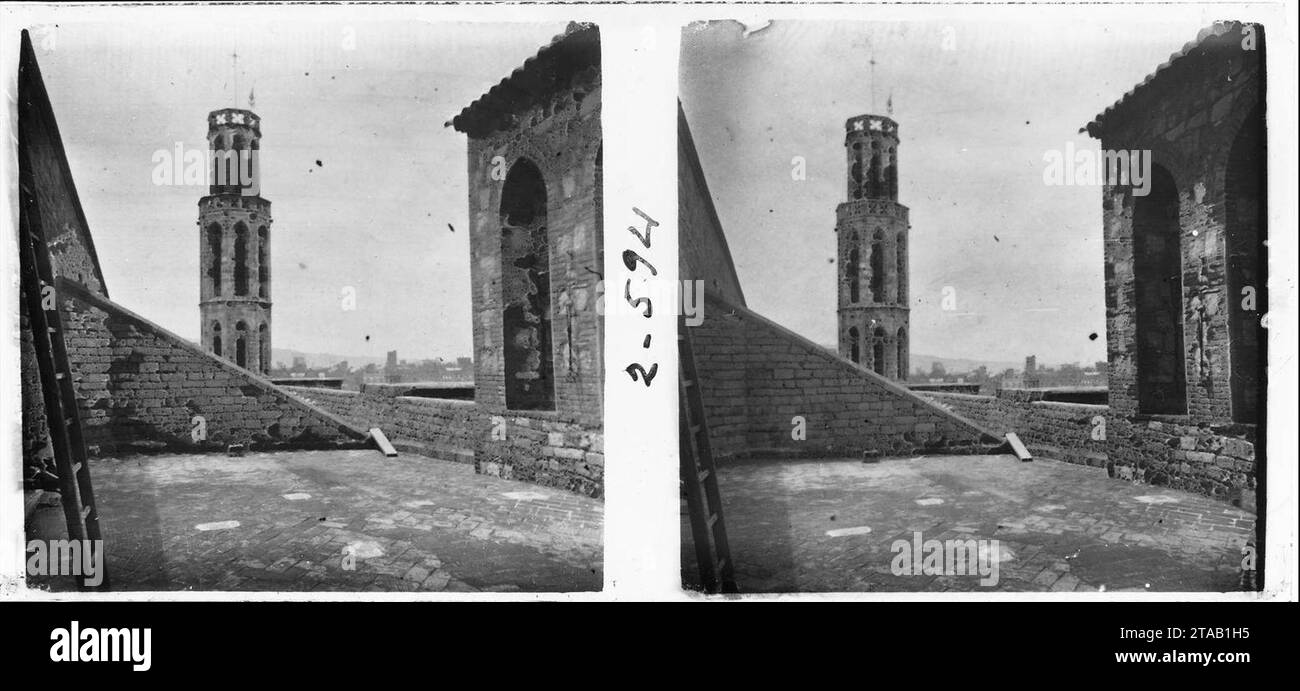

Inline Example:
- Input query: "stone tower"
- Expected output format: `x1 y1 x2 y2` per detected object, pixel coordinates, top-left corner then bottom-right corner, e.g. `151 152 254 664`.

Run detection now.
199 107 272 374
836 114 910 380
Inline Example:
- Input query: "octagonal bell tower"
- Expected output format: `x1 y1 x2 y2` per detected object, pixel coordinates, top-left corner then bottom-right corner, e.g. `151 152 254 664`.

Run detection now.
836 114 910 380
198 108 272 374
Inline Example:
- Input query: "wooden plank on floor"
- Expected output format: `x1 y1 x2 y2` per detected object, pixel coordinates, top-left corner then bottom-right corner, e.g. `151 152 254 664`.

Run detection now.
1006 432 1032 462
369 428 398 457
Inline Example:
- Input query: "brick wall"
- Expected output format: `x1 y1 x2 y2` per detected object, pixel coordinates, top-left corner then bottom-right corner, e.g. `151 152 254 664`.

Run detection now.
693 292 995 460
921 389 1255 507
57 279 365 453
283 384 604 498
282 385 477 465
679 106 746 306
921 390 1108 468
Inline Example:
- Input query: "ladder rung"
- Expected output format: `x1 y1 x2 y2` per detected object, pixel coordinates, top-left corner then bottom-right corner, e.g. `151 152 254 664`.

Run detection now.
707 513 718 529
80 505 93 520
682 379 695 388
690 424 701 436
55 372 65 380
698 468 710 482
47 327 57 334
71 462 83 474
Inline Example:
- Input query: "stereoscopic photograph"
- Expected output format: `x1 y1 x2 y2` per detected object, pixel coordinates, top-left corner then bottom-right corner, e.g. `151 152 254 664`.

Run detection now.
18 13 604 592
678 18 1266 593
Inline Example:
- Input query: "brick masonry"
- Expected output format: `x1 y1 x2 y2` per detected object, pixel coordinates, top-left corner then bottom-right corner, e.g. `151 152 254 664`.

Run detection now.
921 390 1255 509
283 384 604 498
450 24 603 498
922 390 1108 468
692 292 996 460
57 279 365 454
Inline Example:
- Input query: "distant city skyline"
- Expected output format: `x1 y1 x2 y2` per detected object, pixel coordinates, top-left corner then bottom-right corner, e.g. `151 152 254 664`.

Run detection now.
33 17 568 362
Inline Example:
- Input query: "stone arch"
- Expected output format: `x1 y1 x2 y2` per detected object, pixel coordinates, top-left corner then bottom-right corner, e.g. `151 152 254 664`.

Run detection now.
848 326 861 364
846 237 861 303
1132 163 1187 415
235 320 248 369
872 326 887 377
258 322 269 375
895 231 907 304
499 157 555 411
896 326 907 380
233 222 249 296
206 222 223 296
257 225 269 299
1224 103 1265 423
869 229 885 302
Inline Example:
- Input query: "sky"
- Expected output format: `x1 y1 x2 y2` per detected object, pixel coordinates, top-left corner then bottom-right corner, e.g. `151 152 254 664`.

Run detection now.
31 16 569 363
680 17 1216 368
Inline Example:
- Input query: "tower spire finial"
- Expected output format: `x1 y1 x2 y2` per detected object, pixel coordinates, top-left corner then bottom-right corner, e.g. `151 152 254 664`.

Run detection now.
869 52 876 113
231 46 239 108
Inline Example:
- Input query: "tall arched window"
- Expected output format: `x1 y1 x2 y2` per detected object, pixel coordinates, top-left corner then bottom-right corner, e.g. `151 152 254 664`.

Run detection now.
233 222 249 296
257 226 269 299
869 229 885 302
872 327 887 376
212 321 222 357
896 326 907 380
848 326 861 364
235 321 248 369
1225 105 1264 424
846 242 861 303
207 223 223 296
851 142 864 200
259 323 269 374
895 232 907 304
1133 164 1187 414
499 158 554 411
884 147 898 198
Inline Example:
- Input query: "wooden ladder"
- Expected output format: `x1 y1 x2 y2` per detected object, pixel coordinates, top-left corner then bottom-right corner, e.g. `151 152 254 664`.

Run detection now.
19 178 109 590
679 315 737 594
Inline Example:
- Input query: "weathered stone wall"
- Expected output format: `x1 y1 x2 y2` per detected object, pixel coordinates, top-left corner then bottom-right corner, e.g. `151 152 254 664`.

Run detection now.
921 390 1108 468
1092 22 1263 426
282 385 477 465
464 70 602 427
283 384 604 498
1087 22 1264 504
57 280 365 453
678 106 746 306
692 292 994 460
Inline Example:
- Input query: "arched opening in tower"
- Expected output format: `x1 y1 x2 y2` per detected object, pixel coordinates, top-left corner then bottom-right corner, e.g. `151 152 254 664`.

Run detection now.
212 322 222 357
872 327 886 377
206 223 223 296
848 326 860 364
499 158 555 411
257 226 269 299
884 147 898 199
851 142 864 200
233 222 249 296
235 321 248 369
846 244 860 303
868 143 882 198
895 231 906 304
1132 164 1187 415
869 230 884 302
896 326 907 380
259 323 269 375
1225 103 1265 424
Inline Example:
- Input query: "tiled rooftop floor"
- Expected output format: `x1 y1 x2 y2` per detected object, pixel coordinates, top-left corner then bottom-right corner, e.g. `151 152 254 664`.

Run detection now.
683 454 1255 593
27 449 602 593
